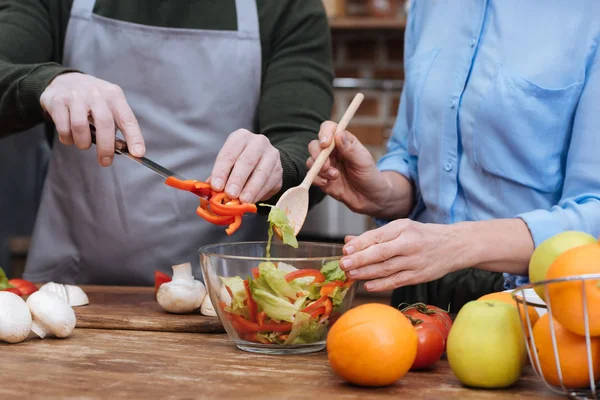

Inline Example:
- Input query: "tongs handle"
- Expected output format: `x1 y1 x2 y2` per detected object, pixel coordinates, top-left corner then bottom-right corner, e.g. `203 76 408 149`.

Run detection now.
88 124 129 155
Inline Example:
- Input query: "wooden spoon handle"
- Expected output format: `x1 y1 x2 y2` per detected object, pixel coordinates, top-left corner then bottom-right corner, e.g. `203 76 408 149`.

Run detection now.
301 93 364 189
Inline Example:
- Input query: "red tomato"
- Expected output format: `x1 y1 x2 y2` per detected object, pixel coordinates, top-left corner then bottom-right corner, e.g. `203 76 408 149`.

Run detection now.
7 279 38 296
411 323 446 370
1 287 22 296
401 303 452 340
154 270 172 296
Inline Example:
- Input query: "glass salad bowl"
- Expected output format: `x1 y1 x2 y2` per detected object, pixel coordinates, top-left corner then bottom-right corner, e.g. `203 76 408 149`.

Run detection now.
198 241 357 355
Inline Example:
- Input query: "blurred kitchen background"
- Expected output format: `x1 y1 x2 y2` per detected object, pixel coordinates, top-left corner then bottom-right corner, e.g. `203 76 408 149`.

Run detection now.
0 0 408 303
300 0 407 240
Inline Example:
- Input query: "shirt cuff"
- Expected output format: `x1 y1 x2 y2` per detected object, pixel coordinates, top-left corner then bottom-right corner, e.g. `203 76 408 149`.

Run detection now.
376 151 414 182
506 208 567 289
374 152 415 228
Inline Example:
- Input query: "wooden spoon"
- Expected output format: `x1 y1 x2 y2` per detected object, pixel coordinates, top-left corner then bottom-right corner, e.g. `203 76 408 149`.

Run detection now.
275 93 365 237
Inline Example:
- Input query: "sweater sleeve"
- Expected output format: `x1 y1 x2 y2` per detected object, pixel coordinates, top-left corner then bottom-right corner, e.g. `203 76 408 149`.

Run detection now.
0 0 77 136
256 0 334 208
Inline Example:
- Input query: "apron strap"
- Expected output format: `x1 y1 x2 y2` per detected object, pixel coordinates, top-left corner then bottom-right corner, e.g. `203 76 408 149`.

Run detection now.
235 0 260 38
70 0 97 19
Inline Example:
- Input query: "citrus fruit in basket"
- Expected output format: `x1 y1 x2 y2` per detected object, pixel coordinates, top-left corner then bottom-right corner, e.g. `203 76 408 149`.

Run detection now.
545 243 600 336
447 300 527 389
326 303 417 387
529 231 597 301
531 313 600 389
478 292 539 336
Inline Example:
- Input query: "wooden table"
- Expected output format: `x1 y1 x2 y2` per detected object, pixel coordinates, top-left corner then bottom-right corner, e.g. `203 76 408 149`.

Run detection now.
0 328 559 399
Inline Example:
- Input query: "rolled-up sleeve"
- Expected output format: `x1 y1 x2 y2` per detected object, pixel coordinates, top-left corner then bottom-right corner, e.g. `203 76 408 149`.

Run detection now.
508 42 600 288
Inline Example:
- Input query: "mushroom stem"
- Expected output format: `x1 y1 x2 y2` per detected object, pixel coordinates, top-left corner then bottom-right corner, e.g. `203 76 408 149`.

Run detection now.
172 263 194 281
30 320 48 339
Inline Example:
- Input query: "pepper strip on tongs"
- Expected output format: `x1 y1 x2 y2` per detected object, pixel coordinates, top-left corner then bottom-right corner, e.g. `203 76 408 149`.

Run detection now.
210 192 258 216
165 176 256 235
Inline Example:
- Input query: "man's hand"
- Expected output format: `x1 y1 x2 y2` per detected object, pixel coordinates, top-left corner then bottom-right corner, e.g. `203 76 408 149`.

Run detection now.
210 129 283 204
40 72 145 166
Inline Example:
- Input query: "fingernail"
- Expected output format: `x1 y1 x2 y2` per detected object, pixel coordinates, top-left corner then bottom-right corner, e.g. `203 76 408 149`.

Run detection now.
239 195 251 204
327 170 336 179
212 178 224 190
341 258 353 270
364 282 374 291
320 136 328 144
347 270 357 278
133 144 145 155
344 246 355 256
100 157 112 166
341 131 349 147
227 184 240 197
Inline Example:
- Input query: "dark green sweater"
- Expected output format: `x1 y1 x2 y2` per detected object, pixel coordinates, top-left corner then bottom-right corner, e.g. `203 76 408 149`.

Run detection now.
0 0 333 206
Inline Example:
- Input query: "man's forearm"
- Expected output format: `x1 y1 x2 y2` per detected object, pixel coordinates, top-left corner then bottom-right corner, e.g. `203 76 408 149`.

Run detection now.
450 218 534 276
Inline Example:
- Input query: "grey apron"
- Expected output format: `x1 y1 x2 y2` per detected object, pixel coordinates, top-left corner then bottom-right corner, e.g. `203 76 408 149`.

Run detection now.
23 0 267 286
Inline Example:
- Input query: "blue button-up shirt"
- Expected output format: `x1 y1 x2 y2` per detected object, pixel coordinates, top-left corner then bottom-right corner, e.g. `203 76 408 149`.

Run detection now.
377 0 600 289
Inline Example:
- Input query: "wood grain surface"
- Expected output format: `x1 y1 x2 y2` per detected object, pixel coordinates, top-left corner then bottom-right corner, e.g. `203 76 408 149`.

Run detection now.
0 328 559 400
74 286 224 334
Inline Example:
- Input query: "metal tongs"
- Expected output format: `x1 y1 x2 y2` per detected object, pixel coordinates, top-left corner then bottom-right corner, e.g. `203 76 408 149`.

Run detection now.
89 124 184 180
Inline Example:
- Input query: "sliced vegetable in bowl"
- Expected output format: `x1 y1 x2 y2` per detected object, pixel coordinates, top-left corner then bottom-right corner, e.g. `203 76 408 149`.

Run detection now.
217 259 354 346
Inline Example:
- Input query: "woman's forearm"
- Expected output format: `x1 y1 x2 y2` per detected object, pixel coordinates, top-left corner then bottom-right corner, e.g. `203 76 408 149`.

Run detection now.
371 171 415 220
451 218 534 275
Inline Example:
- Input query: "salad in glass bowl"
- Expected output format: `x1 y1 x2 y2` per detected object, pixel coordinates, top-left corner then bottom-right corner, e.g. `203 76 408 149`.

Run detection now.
199 241 356 354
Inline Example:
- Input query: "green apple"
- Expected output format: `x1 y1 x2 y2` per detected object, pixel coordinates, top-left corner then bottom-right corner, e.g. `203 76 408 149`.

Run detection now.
447 300 527 389
529 231 597 300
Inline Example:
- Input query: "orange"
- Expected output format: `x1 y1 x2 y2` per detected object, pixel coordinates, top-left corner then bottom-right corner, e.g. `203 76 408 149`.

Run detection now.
478 292 539 336
530 313 600 389
546 244 600 336
326 303 417 387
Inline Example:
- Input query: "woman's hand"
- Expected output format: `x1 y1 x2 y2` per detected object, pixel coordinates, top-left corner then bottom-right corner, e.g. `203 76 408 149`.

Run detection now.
306 121 395 217
340 218 534 292
340 219 468 292
40 72 145 166
210 129 283 204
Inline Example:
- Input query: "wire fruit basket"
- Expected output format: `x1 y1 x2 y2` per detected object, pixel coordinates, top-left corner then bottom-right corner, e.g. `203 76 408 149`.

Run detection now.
512 273 600 400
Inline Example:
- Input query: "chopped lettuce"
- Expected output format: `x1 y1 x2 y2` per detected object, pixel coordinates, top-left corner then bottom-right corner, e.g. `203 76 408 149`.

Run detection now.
328 286 347 308
320 260 347 283
257 262 302 300
219 276 249 319
284 311 327 345
259 204 298 254
249 280 303 323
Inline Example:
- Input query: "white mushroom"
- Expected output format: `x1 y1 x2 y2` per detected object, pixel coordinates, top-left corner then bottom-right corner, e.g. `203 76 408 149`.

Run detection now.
157 262 206 314
200 294 217 317
39 282 89 307
0 291 32 344
26 291 76 339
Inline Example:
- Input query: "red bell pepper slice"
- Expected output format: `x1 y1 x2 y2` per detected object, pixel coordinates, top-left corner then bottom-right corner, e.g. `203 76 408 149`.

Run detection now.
165 176 197 191
196 203 235 226
284 269 325 283
320 281 344 297
302 296 328 314
244 279 258 322
257 311 267 327
230 314 292 334
252 268 260 279
225 214 243 236
191 182 212 197
243 333 271 344
210 193 257 216
7 279 38 296
154 270 171 296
